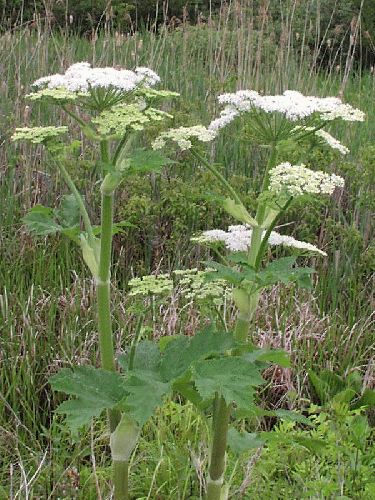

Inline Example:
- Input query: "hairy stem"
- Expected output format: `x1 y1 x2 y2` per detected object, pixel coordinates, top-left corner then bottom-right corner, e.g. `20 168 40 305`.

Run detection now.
207 396 231 500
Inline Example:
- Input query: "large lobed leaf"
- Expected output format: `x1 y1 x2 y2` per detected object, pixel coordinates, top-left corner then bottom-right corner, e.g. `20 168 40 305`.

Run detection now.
192 357 264 408
160 328 236 382
49 366 125 432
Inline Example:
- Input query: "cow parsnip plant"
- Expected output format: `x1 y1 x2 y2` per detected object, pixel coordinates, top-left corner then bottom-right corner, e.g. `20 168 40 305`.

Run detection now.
12 62 178 500
151 88 364 499
14 63 365 500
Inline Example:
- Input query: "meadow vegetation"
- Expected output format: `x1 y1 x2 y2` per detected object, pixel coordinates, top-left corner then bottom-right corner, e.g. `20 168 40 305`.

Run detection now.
0 2 374 499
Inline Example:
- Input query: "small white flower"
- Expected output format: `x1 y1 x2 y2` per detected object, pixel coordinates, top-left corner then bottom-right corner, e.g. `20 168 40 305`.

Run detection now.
152 125 216 150
268 162 345 196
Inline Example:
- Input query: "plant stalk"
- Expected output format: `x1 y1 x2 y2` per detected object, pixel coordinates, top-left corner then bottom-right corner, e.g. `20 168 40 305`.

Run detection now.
114 461 129 500
97 140 129 499
207 396 231 500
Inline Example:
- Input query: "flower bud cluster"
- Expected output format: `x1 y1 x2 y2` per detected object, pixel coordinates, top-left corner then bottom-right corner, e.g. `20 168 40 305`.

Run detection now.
93 104 173 136
11 126 68 144
152 125 216 150
268 162 345 196
174 268 229 305
128 274 173 296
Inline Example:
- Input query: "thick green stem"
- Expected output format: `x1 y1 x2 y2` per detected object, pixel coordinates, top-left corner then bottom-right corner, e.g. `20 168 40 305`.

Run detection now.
234 314 250 342
114 461 129 500
97 192 119 430
97 140 129 497
207 396 231 500
233 144 279 340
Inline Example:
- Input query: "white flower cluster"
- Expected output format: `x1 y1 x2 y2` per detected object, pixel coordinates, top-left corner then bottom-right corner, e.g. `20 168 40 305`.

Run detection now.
208 89 365 132
32 62 160 93
192 225 327 256
292 125 350 155
315 129 350 155
268 162 345 196
152 125 216 150
321 103 365 122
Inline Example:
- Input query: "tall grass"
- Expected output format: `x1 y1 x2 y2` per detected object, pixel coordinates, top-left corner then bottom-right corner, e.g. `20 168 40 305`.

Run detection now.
0 2 374 497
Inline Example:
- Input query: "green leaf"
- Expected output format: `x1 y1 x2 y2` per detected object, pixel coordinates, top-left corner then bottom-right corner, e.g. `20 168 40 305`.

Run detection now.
352 388 375 410
243 348 290 368
49 366 125 432
173 373 204 408
350 415 370 449
54 194 80 228
256 257 314 289
22 205 63 236
160 329 236 382
227 428 264 455
291 436 327 454
309 369 347 404
127 148 174 175
119 340 161 373
192 357 264 408
123 371 171 425
237 406 313 426
222 198 257 227
227 253 251 265
273 409 312 426
203 261 249 285
55 398 104 433
332 388 356 405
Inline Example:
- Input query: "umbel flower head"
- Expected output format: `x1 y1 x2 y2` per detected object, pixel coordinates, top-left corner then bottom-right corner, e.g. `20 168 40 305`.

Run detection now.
268 162 345 197
11 126 68 144
92 103 173 137
128 274 173 296
192 225 327 256
152 125 216 150
208 89 365 133
32 62 160 93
